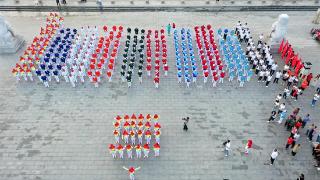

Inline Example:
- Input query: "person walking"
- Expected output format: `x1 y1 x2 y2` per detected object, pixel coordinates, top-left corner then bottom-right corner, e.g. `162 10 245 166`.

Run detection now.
311 93 320 107
223 140 231 157
56 0 61 7
268 110 277 123
291 144 301 156
285 136 294 149
302 114 311 128
270 149 279 165
308 126 317 141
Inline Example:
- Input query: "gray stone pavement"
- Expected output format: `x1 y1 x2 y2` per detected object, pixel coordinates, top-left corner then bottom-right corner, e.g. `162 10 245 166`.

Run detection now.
0 11 319 180
0 0 319 7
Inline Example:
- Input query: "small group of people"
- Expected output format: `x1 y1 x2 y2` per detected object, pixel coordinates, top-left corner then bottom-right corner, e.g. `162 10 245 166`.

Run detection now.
222 139 253 157
109 114 162 159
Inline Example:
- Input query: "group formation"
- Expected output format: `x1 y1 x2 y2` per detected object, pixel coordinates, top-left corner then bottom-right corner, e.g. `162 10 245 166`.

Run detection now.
108 114 162 159
145 29 169 88
195 25 225 87
173 28 198 87
12 13 64 84
218 28 252 87
278 40 314 101
237 21 278 88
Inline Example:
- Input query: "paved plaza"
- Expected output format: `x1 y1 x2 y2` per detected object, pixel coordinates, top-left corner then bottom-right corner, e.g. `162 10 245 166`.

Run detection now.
0 11 320 180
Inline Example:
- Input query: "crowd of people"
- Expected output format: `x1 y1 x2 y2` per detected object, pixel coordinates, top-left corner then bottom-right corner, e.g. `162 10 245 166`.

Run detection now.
109 114 161 159
218 28 252 87
174 28 198 87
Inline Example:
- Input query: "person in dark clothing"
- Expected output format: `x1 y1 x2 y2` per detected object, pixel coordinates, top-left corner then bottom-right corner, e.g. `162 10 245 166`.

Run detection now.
56 0 61 6
182 117 189 131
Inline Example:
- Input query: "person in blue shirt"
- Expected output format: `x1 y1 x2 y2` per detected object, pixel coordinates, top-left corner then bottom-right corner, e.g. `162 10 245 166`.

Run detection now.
53 70 59 83
41 75 49 87
192 71 198 83
177 71 182 83
239 75 247 87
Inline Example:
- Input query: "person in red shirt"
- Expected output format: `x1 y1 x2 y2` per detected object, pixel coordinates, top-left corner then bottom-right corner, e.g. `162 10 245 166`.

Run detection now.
295 121 302 129
219 71 225 83
164 64 169 76
285 136 294 149
204 71 209 83
154 76 159 88
146 64 152 76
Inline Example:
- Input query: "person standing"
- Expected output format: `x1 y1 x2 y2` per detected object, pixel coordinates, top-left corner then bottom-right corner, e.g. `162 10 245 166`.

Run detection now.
166 23 171 36
143 143 150 158
135 144 142 158
109 144 116 158
270 149 279 165
122 166 140 180
244 139 253 155
297 173 304 180
223 140 231 157
291 144 301 156
278 110 287 124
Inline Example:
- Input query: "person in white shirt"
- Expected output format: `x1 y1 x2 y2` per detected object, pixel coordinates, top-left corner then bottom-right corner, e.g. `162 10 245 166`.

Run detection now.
224 140 231 157
311 93 320 106
270 62 278 75
278 103 285 114
270 149 279 165
266 75 272 87
273 70 282 84
258 70 265 82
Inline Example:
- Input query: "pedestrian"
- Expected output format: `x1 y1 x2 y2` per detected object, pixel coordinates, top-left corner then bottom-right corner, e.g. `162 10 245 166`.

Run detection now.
297 173 304 180
143 143 150 158
122 166 140 180
285 136 294 149
278 103 285 115
223 140 231 157
308 126 317 141
166 23 171 36
278 109 287 124
109 144 116 158
268 110 276 123
153 143 160 157
126 144 133 159
270 149 279 165
291 144 301 156
292 108 300 117
56 0 61 6
273 70 282 84
135 144 142 158
283 87 289 99
311 93 320 107
62 0 67 4
292 132 300 148
302 114 310 128
266 74 272 87
244 139 253 155
117 144 124 159
182 117 189 131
